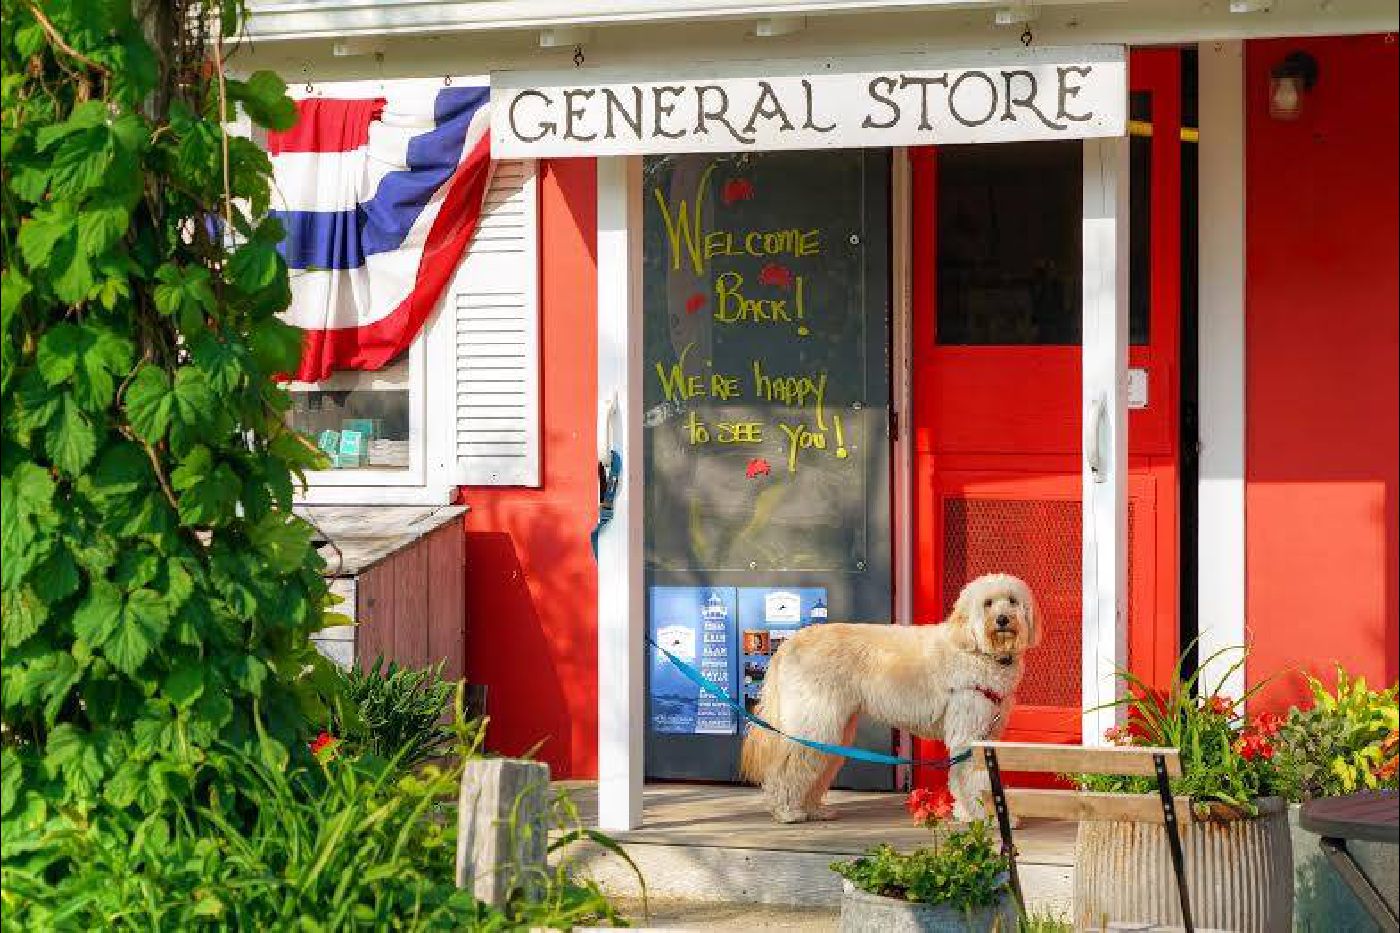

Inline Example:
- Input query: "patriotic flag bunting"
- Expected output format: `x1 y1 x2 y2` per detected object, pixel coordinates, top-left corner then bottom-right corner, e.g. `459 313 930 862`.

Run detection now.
268 83 491 383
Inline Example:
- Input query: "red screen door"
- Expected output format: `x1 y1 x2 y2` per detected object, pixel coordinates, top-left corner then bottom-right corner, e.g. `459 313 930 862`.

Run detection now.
911 49 1182 773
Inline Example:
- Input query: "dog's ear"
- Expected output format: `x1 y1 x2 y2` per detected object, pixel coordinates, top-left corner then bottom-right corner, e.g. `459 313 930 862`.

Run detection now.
945 583 979 650
1024 588 1044 649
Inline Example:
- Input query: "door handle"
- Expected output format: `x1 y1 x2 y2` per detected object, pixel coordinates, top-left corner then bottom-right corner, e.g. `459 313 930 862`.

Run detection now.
1086 395 1108 484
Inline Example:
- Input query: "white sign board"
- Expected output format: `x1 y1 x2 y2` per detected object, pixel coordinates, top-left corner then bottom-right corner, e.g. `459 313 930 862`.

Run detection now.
492 45 1125 158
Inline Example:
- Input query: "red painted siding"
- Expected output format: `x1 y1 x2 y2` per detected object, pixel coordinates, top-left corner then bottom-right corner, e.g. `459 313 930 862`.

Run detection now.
460 158 599 778
1245 36 1399 708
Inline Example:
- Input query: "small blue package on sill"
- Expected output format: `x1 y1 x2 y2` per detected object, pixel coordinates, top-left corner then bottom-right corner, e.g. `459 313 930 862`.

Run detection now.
336 429 366 468
317 430 340 456
342 418 377 442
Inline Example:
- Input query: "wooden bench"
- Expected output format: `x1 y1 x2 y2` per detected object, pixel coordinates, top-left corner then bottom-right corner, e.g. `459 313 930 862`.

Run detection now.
969 740 1197 933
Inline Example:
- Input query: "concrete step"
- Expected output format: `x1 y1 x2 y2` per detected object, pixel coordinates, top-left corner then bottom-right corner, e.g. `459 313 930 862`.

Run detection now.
558 782 1075 917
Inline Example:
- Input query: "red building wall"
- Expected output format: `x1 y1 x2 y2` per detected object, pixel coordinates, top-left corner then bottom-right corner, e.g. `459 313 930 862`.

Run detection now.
1245 35 1399 708
460 158 600 778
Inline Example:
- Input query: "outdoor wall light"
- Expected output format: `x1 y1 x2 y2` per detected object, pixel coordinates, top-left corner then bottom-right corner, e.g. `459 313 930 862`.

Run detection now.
1269 50 1319 120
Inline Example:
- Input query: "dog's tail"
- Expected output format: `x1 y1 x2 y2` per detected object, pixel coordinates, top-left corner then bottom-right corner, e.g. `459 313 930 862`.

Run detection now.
739 651 786 786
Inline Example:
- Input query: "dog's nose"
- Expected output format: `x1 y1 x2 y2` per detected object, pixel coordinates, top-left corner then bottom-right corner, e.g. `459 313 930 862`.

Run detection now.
995 614 1011 629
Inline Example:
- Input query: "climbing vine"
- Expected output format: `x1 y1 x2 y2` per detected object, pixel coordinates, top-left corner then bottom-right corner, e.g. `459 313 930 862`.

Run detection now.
2 0 336 824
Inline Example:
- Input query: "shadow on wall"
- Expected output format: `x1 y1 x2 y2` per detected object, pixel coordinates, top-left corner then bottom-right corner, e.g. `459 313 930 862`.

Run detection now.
464 504 595 777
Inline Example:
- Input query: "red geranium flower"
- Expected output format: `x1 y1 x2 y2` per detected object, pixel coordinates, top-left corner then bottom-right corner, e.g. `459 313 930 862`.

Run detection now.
309 731 338 758
1251 711 1284 737
1104 724 1134 746
1202 695 1237 717
1235 731 1275 762
906 787 956 826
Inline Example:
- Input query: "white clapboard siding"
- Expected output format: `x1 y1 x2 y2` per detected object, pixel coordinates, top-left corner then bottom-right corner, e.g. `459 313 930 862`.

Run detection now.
453 159 540 487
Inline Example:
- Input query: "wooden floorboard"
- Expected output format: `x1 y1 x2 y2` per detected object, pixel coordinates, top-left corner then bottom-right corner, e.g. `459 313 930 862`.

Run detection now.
558 781 1076 864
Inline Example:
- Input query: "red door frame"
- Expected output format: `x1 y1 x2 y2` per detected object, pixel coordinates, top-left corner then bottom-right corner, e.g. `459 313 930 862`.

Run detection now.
909 50 1183 766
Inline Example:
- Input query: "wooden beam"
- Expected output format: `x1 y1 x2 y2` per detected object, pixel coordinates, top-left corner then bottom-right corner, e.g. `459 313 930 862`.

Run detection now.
970 741 1182 778
1003 788 1194 823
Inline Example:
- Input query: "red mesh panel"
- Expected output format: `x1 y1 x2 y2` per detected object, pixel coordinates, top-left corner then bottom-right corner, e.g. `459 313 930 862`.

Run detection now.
941 497 1139 708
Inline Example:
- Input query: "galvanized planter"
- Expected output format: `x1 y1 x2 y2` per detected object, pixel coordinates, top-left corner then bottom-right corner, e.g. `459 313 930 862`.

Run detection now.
838 881 1018 933
1074 796 1294 932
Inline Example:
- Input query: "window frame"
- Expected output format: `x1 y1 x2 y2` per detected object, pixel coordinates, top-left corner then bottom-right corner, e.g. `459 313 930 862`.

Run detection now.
292 297 459 506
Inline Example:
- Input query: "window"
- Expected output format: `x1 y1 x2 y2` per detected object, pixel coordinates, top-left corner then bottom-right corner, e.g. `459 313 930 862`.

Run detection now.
267 81 543 504
289 352 413 472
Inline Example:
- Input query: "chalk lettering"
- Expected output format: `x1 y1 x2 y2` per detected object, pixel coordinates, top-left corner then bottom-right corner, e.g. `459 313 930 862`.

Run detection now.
652 164 716 274
682 411 710 445
716 421 764 444
752 361 828 429
655 342 704 402
778 422 828 473
714 272 794 325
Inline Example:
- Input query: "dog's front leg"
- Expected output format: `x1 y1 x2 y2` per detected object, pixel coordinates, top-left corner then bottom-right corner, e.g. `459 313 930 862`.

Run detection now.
947 759 991 823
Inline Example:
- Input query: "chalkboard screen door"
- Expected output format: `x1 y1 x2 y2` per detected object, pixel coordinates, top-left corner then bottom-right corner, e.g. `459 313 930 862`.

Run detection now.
641 150 894 789
910 49 1183 781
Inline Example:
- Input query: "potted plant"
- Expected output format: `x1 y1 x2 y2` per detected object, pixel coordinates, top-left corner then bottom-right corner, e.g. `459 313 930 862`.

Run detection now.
1274 667 1399 931
831 787 1018 932
1072 648 1294 931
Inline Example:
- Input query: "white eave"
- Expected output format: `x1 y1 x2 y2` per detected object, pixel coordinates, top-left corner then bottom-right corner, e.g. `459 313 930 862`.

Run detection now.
244 0 1113 41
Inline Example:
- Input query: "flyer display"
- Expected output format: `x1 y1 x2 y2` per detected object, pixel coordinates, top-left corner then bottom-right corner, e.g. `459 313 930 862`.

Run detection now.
738 587 828 712
648 587 739 735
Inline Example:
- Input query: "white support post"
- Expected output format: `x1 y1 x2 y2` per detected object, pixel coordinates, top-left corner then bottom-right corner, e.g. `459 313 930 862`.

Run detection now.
1196 41 1248 702
596 156 645 830
1081 136 1131 745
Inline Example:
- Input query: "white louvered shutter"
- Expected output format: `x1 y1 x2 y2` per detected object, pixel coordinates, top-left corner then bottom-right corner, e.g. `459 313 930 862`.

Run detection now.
452 160 540 486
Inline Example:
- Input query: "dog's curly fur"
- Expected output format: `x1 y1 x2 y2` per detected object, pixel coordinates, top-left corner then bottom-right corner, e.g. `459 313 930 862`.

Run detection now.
739 573 1041 823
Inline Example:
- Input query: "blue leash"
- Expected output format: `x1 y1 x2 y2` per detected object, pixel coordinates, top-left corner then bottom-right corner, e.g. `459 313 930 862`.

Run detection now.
590 449 967 770
648 636 971 770
590 450 622 558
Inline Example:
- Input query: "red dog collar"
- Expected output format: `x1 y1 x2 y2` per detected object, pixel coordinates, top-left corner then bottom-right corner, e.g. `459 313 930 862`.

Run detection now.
971 685 1006 706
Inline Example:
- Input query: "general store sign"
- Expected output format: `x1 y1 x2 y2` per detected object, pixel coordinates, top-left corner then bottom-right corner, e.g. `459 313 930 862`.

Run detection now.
492 45 1125 157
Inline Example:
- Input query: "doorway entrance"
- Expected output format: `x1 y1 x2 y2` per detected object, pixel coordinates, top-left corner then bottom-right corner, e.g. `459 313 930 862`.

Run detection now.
910 49 1184 770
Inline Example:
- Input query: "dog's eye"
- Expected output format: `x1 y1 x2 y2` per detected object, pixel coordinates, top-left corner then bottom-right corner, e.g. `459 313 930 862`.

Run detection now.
983 599 993 609
1008 596 1018 606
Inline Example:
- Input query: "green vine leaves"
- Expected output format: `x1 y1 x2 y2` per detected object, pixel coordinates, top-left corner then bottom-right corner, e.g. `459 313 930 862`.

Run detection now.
2 0 340 818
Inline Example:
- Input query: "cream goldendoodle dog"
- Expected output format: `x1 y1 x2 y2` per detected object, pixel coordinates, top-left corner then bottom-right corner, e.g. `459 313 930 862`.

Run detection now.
739 573 1040 823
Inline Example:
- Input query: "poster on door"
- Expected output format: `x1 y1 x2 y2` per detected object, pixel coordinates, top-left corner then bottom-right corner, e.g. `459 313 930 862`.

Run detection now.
648 586 739 735
738 587 829 712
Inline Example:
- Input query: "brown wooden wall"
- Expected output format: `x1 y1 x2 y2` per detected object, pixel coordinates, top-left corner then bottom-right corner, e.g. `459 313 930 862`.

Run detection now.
355 521 466 682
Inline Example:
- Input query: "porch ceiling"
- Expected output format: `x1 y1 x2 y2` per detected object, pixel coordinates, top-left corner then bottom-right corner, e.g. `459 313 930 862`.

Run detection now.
243 0 1397 47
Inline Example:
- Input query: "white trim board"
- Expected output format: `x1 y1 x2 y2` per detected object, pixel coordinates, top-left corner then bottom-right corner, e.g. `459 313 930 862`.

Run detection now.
1081 135 1131 745
595 156 646 831
1195 40 1247 701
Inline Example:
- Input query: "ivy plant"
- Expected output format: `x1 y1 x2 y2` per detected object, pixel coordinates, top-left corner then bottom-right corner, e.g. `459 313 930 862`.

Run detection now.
1 0 339 845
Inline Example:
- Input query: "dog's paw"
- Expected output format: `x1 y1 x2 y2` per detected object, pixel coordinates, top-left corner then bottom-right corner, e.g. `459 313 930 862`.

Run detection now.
772 806 811 824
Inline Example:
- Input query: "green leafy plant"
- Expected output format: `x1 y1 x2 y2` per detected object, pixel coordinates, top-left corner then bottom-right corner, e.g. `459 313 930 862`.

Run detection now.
1019 912 1073 933
1 6 635 929
1073 646 1284 814
3 0 338 824
3 712 631 930
1274 667 1399 801
330 658 458 769
831 787 1011 912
